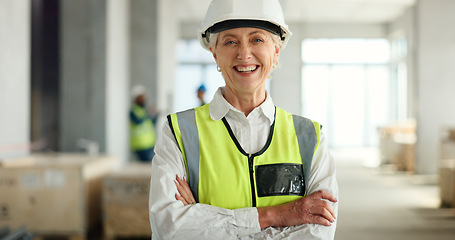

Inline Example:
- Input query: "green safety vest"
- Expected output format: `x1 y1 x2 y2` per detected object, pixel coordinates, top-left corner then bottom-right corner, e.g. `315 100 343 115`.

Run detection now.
168 104 321 209
130 104 156 151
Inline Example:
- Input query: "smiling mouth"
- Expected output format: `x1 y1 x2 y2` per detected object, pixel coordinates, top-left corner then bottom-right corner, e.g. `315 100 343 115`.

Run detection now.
235 65 258 73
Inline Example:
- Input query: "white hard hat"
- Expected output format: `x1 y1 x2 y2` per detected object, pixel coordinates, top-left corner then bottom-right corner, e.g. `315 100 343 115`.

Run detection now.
198 0 292 51
131 84 146 100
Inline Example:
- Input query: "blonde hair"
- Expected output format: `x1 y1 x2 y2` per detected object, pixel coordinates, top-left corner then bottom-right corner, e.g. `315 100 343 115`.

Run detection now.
207 33 219 50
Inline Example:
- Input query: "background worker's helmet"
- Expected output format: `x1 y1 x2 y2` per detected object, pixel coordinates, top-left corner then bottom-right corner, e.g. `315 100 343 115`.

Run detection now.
197 84 207 93
131 84 146 101
197 0 292 51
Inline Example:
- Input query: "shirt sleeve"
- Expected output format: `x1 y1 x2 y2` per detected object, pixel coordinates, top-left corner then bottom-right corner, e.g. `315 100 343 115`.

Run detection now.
149 121 262 240
245 130 339 240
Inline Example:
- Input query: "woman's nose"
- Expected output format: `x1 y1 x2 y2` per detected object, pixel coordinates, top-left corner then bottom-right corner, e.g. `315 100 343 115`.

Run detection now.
237 43 252 60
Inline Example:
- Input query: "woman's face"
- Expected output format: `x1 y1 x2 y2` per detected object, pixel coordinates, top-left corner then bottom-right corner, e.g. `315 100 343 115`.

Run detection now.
210 28 280 95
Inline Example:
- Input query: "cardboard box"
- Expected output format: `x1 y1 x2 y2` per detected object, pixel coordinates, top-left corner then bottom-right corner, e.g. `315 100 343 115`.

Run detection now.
378 127 400 165
102 163 152 239
448 129 455 141
439 159 455 208
0 153 118 236
0 156 36 168
393 142 415 172
440 127 455 160
441 140 455 160
378 120 416 170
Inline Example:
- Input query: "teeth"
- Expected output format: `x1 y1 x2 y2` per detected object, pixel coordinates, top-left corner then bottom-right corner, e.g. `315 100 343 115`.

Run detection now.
236 66 257 72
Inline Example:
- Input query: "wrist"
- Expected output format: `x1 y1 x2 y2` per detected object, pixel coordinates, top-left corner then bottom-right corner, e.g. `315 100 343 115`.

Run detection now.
257 206 277 229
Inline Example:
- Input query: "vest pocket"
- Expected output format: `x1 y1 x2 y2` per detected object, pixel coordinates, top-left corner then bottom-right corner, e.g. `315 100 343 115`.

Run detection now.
256 163 305 197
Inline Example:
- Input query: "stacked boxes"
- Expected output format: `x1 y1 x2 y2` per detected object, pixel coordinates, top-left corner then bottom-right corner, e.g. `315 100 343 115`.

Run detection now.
0 153 118 238
439 159 455 208
102 163 152 239
440 127 455 208
378 120 416 172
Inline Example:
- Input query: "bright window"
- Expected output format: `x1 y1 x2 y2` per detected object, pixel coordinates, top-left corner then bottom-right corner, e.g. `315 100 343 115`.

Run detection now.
302 39 391 148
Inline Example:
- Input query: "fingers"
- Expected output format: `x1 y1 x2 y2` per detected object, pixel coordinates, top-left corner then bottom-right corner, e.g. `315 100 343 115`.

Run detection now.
174 175 196 206
291 190 337 226
175 193 190 205
176 176 196 203
309 190 338 203
310 203 336 223
310 215 332 227
310 197 336 223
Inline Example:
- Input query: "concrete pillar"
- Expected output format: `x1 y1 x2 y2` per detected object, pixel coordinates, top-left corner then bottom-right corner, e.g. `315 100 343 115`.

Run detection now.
0 0 31 159
60 0 107 152
60 0 131 163
106 0 130 163
157 0 179 116
130 0 178 124
130 0 158 106
415 0 455 174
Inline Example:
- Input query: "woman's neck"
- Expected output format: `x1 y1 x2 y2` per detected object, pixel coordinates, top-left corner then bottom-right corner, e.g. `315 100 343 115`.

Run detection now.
223 87 267 116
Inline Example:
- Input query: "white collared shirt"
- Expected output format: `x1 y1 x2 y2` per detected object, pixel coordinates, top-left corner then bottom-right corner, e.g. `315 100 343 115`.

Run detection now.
208 87 276 154
149 87 338 240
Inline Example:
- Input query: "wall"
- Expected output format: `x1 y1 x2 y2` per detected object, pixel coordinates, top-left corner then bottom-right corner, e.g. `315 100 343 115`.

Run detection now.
388 7 417 120
269 23 303 115
181 22 200 40
390 0 455 174
414 0 455 174
0 0 30 159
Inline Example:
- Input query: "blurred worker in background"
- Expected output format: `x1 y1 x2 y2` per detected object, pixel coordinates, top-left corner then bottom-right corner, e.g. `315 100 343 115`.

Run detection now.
130 85 157 162
197 84 207 106
149 0 338 239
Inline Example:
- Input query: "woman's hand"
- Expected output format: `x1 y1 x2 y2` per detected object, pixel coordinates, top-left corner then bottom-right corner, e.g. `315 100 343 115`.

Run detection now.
174 175 196 206
258 190 337 229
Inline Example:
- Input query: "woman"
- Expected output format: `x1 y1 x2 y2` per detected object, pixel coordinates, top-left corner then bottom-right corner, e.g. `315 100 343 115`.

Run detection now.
149 0 338 239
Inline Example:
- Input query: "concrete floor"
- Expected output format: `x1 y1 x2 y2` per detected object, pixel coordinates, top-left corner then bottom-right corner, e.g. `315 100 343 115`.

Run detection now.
333 148 455 240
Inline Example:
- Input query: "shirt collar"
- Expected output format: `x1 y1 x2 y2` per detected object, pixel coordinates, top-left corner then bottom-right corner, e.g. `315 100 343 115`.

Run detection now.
208 87 275 124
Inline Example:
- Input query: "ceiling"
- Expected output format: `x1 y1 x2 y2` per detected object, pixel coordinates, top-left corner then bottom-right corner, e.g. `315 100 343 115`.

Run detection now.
178 0 416 24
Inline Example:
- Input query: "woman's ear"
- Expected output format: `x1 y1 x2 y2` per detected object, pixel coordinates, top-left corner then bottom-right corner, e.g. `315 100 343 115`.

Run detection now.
210 47 217 60
274 45 280 62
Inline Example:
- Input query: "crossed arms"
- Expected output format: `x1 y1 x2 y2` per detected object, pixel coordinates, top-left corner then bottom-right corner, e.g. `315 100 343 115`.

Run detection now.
175 176 337 229
149 122 338 239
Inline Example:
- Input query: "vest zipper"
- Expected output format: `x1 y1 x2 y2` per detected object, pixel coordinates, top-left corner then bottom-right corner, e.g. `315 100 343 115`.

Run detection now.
248 154 257 207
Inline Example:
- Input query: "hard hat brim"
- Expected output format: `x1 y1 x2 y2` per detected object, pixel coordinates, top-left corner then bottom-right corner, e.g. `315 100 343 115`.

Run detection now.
204 20 284 40
199 19 291 51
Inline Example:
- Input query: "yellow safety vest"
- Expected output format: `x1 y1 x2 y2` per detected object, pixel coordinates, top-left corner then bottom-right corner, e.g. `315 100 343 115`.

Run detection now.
130 104 156 151
168 104 321 209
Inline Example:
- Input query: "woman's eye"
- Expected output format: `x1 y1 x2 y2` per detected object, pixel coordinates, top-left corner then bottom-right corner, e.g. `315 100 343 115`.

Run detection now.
225 40 236 45
253 38 264 43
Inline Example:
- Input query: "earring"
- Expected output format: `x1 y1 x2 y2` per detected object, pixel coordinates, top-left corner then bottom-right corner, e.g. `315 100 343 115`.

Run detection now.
217 66 221 72
272 61 277 69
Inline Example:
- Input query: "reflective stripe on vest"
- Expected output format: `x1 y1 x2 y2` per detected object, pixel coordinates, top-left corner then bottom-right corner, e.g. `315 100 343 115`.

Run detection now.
168 104 321 209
